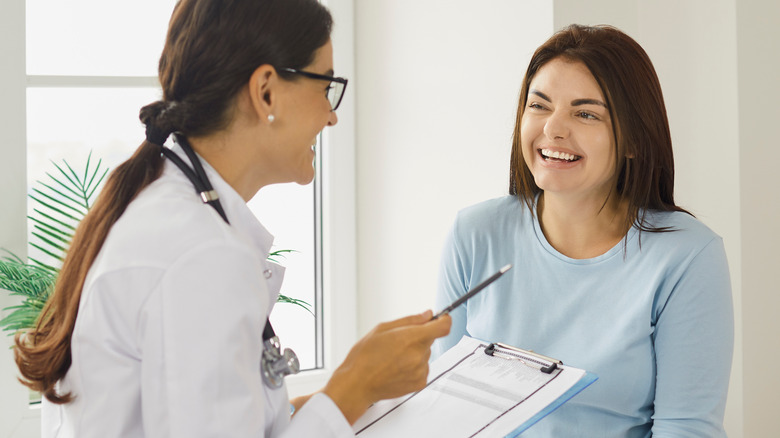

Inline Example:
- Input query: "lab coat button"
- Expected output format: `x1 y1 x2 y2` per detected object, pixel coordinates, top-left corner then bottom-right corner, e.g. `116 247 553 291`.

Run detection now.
263 269 273 279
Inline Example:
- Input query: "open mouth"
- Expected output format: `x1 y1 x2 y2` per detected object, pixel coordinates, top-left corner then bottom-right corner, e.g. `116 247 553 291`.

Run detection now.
539 148 582 162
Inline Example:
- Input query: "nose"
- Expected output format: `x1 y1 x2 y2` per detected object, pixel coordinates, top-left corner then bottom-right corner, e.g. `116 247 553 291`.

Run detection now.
543 109 568 140
327 110 339 126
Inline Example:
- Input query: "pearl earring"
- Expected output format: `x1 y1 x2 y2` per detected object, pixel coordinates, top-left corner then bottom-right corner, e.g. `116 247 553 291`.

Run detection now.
267 114 275 123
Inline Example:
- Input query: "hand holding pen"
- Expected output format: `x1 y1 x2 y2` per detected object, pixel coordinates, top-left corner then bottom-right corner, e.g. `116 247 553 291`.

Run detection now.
432 264 512 320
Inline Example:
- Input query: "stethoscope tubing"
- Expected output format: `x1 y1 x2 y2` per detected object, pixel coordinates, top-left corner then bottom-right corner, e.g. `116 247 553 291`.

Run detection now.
162 135 299 388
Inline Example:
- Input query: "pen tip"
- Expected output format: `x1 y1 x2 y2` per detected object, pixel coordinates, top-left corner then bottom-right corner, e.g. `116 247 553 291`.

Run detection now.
500 264 512 273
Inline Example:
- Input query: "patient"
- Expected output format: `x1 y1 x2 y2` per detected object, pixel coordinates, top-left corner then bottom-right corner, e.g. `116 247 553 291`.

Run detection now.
433 24 733 437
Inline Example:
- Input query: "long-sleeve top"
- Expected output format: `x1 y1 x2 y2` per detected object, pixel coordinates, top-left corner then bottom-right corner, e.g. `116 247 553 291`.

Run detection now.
42 145 353 437
433 195 733 437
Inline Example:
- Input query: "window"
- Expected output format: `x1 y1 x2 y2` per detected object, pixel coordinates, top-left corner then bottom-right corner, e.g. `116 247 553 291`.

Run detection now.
26 0 324 370
1 1 358 432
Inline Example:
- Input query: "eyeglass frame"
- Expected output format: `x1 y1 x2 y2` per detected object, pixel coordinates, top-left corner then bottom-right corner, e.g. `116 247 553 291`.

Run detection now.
279 67 348 111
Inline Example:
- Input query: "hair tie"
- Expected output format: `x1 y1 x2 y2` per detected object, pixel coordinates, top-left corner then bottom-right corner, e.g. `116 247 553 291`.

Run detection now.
145 122 170 146
143 100 178 146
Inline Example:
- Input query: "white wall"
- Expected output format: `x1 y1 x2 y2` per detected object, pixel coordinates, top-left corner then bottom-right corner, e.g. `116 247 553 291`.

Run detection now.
635 4 743 435
354 0 553 328
0 0 36 435
736 1 780 436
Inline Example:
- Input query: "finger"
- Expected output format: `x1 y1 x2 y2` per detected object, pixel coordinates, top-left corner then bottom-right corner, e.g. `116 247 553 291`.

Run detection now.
420 313 452 338
376 310 433 332
398 314 451 347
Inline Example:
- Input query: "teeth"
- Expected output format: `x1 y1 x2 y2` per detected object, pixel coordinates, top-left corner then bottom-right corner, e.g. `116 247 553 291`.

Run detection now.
541 148 578 162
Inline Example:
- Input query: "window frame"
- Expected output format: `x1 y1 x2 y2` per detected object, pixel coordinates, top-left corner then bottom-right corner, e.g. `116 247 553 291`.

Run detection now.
0 0 357 432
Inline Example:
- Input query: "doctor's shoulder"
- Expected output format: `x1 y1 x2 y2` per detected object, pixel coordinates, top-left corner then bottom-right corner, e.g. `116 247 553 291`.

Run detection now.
105 177 234 264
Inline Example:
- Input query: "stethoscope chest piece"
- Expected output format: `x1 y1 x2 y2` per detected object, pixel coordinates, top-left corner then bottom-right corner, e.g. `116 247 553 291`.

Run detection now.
261 335 300 389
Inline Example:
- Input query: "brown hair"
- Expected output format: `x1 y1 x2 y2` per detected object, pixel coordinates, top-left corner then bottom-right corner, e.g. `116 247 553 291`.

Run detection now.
509 24 690 233
14 0 333 404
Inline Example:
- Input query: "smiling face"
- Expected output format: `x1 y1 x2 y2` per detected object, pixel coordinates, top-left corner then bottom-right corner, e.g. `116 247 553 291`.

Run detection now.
521 57 617 203
267 40 339 186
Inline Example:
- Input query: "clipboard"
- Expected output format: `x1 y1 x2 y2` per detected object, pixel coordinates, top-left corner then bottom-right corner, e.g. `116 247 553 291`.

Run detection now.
352 336 598 437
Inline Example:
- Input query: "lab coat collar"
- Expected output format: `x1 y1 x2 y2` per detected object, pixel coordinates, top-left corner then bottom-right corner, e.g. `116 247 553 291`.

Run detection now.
163 142 286 304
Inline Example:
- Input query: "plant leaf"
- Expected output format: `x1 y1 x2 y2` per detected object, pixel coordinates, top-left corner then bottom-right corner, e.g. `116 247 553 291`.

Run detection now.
62 159 87 194
0 154 108 337
0 250 24 264
29 233 68 254
0 259 55 297
27 243 65 262
45 171 85 202
28 194 83 221
28 217 73 241
40 178 88 209
0 307 41 333
85 167 109 202
276 294 314 316
267 249 297 264
27 257 59 273
51 161 84 198
88 155 104 185
30 210 78 232
83 152 92 188
31 224 71 246
0 256 54 334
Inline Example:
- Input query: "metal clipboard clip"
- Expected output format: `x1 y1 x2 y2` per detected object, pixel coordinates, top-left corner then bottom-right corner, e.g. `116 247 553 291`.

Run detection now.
484 342 562 374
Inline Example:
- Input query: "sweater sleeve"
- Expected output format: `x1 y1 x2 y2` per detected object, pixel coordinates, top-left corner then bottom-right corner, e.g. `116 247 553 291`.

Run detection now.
651 237 734 437
432 215 471 360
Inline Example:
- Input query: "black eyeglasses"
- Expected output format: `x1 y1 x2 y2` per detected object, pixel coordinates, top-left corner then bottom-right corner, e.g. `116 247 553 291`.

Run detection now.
280 67 348 111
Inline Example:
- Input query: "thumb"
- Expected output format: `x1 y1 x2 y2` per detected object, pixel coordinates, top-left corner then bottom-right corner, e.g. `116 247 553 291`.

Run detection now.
416 313 452 341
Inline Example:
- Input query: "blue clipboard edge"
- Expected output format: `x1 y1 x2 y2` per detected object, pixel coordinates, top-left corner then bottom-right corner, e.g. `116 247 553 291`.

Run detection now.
505 371 599 437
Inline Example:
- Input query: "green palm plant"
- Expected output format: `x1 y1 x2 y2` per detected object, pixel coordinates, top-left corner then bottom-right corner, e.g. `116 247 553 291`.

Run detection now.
0 153 311 336
0 153 105 336
0 251 56 334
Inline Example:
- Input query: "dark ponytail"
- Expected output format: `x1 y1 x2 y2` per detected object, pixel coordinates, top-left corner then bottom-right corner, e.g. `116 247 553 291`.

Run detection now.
13 137 164 403
14 0 333 403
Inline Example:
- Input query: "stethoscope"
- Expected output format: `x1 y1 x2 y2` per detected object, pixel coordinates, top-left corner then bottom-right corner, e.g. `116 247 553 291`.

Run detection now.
160 133 300 389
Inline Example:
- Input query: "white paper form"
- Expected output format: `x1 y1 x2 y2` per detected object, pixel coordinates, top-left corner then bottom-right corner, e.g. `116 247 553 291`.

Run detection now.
353 336 595 438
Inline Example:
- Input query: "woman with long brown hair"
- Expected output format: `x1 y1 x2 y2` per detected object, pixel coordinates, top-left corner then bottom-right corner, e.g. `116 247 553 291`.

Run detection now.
433 25 733 436
14 1 450 436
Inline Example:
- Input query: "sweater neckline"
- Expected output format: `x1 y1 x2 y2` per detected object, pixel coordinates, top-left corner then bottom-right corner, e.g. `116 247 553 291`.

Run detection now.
529 195 639 265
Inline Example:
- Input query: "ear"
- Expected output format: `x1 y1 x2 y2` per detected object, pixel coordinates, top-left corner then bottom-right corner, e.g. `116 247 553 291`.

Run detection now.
247 64 278 124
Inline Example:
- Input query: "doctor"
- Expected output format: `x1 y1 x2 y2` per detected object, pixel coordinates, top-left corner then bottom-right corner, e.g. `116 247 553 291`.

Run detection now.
14 0 451 436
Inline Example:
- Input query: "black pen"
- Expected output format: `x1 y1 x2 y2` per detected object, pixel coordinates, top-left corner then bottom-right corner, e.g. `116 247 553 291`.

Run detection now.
431 264 512 320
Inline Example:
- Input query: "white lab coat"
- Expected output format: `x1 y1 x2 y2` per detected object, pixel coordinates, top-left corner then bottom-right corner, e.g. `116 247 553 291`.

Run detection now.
42 145 353 437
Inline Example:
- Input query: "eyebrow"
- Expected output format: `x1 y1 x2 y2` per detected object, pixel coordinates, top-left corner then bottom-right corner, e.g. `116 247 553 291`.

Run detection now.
530 90 551 102
529 89 607 108
571 98 607 108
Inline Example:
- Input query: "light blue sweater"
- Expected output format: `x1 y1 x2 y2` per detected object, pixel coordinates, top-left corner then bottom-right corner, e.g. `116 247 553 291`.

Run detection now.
433 195 733 437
